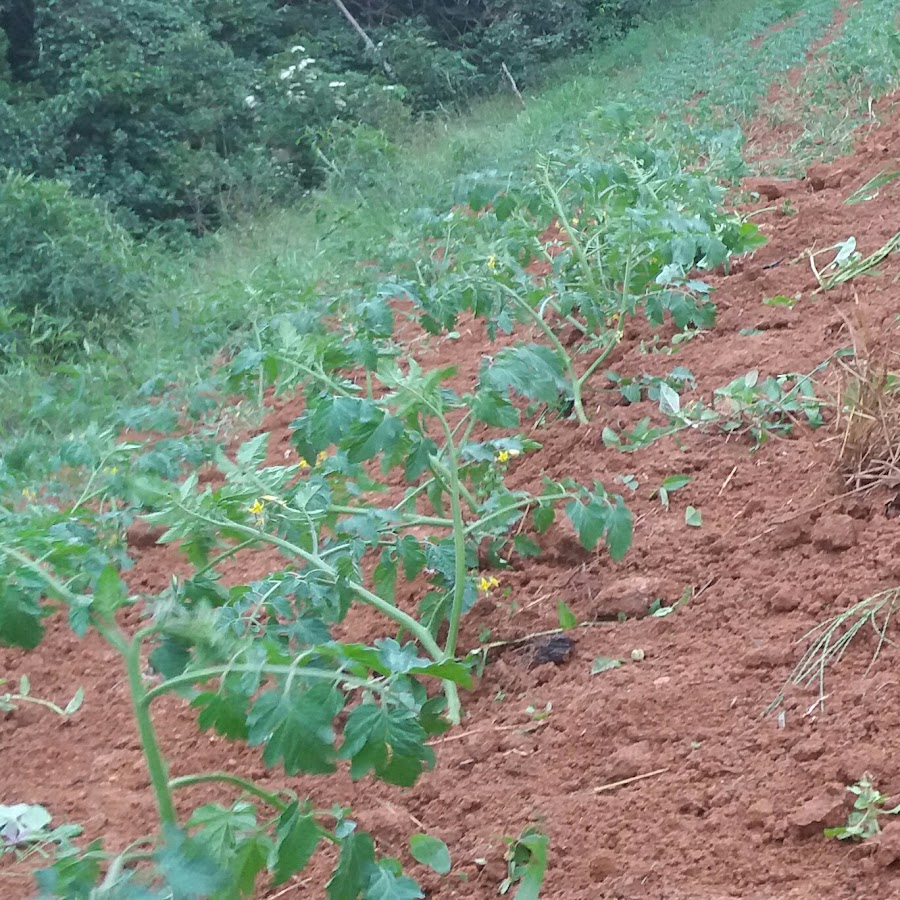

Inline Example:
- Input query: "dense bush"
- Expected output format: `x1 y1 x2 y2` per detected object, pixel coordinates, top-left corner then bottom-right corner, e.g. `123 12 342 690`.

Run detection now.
0 0 666 235
0 171 143 355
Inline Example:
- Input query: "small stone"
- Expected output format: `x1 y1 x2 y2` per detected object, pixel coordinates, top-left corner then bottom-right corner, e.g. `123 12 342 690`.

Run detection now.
811 514 858 552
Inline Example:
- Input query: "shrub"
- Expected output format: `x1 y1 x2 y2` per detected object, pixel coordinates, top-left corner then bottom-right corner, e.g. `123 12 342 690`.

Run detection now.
0 171 143 355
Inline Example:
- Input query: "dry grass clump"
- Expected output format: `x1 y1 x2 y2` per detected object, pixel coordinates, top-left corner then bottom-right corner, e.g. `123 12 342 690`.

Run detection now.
837 320 900 491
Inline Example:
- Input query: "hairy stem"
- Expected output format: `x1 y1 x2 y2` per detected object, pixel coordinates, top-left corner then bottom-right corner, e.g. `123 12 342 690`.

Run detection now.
169 773 290 812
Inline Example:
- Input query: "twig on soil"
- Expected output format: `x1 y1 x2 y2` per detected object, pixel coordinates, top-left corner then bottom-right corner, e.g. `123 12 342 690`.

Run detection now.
426 719 549 746
593 767 670 794
379 800 427 832
718 465 738 496
266 879 312 899
476 620 608 654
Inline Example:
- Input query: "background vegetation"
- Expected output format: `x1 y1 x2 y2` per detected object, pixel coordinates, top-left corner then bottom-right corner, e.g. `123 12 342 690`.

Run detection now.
2 0 896 488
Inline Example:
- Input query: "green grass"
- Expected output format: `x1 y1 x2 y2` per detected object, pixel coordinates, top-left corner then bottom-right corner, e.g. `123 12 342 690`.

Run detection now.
5 0 898 490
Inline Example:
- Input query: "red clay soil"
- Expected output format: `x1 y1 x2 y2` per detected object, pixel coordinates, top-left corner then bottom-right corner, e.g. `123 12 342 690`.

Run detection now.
4 79 900 900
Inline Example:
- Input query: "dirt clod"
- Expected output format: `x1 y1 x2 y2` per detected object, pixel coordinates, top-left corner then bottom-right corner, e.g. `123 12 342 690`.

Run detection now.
594 575 667 619
875 820 900 868
588 850 618 881
787 786 850 839
811 514 859 552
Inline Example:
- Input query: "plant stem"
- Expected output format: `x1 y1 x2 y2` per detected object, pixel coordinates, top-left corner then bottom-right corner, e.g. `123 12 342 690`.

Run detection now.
276 353 358 398
169 773 290 812
1 693 72 717
539 166 599 297
463 491 575 537
142 664 382 706
89 620 178 828
576 335 619 390
436 416 468 666
495 283 589 424
328 504 452 530
168 498 445 663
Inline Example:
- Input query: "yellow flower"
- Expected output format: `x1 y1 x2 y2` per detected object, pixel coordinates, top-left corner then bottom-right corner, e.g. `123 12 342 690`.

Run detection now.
297 458 310 469
21 488 37 502
571 216 580 226
487 255 497 271
316 451 328 464
248 499 265 516
477 576 500 593
495 448 521 464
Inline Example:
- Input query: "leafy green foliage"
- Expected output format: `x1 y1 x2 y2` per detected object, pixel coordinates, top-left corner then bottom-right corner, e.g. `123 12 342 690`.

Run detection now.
409 834 451 875
824 776 900 841
0 172 143 357
499 827 549 899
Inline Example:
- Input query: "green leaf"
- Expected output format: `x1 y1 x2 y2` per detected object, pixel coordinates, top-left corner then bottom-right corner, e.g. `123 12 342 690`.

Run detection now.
591 657 622 675
0 586 45 650
93 565 127 618
565 498 604 551
366 864 424 900
470 388 521 428
409 833 451 875
483 345 571 405
64 688 85 716
510 830 549 900
192 691 250 740
762 294 798 308
273 802 322 885
661 474 691 491
685 506 703 527
513 535 541 558
156 827 231 897
532 504 555 534
373 549 397 604
328 831 376 900
236 433 270 467
556 600 577 630
397 536 427 581
604 496 633 561
248 684 343 776
187 802 257 867
339 702 434 787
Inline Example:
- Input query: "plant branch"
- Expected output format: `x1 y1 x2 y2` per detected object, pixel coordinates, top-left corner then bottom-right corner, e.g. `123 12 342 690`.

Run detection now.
169 773 290 812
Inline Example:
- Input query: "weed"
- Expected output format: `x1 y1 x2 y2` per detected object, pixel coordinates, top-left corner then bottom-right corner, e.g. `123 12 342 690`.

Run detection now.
768 587 900 715
0 677 83 718
825 776 900 841
499 826 549 898
837 324 900 490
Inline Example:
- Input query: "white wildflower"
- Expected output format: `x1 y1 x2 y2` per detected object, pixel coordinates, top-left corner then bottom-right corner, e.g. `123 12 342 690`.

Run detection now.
329 81 346 88
279 65 296 80
244 94 258 108
290 45 306 54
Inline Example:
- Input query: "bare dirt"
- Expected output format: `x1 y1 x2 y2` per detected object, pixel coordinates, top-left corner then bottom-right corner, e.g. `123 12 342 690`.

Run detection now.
3 31 900 900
